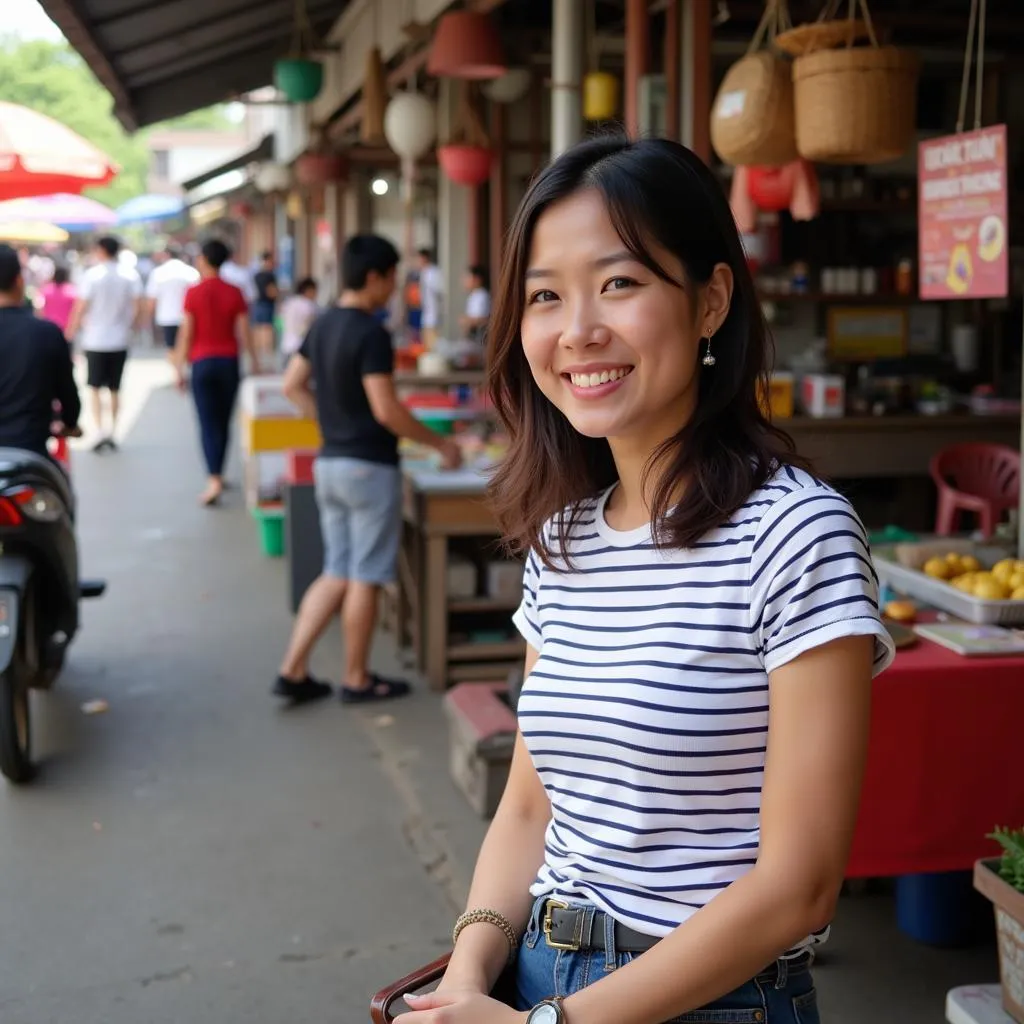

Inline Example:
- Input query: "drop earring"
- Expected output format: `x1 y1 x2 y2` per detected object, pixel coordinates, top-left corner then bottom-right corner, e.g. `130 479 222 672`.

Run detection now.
702 329 716 367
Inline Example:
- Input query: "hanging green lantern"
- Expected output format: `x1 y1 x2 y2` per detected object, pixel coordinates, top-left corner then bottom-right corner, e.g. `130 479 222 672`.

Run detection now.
274 58 324 103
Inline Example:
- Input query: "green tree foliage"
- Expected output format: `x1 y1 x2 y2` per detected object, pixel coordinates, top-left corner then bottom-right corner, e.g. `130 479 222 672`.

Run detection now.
0 35 235 208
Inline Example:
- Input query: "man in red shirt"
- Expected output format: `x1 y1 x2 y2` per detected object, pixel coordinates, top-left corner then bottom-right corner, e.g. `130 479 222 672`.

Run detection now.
172 240 260 505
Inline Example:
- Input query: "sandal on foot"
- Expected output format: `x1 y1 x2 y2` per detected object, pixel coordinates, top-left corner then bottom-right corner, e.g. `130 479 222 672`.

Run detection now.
339 674 411 704
272 675 333 702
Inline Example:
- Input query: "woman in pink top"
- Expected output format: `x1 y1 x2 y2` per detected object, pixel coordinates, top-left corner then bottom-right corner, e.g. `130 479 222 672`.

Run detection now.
38 266 77 337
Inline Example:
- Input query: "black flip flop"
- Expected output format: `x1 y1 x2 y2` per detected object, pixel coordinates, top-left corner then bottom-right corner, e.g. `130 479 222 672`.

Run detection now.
339 674 412 704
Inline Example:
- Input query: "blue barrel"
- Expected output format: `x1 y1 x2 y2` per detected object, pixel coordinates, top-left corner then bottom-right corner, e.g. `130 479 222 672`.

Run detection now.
895 871 986 947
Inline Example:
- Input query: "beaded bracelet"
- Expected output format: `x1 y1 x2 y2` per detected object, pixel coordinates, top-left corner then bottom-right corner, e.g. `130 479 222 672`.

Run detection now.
452 908 519 966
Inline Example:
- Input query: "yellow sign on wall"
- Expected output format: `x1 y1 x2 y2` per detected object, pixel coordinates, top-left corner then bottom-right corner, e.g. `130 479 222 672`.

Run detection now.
827 307 909 361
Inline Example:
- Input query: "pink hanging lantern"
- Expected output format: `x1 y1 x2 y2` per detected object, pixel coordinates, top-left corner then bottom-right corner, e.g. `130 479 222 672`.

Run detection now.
437 144 494 187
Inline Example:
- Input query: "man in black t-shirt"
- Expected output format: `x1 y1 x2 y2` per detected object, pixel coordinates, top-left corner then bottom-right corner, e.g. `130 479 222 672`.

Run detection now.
251 251 278 362
273 235 460 705
0 245 81 459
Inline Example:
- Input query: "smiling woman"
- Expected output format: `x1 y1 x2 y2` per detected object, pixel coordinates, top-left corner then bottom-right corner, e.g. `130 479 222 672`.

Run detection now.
394 136 894 1024
487 135 802 562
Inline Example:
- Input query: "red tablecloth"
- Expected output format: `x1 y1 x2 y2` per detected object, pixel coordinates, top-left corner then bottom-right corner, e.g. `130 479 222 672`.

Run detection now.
847 636 1024 877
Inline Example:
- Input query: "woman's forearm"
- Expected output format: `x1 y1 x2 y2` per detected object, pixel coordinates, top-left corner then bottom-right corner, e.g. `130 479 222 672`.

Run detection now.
442 804 547 992
564 864 835 1024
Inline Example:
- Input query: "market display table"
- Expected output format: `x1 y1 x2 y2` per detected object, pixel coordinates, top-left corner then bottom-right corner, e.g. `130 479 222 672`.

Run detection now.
848 638 1024 877
399 465 524 691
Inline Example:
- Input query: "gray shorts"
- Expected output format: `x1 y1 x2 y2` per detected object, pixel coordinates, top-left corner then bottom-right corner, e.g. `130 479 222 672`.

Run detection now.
313 457 402 585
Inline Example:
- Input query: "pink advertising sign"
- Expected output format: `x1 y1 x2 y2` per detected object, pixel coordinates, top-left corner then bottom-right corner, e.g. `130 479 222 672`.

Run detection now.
918 124 1008 300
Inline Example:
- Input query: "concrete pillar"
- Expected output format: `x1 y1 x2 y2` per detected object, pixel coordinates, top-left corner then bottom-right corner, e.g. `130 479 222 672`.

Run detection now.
438 78 470 340
551 0 583 160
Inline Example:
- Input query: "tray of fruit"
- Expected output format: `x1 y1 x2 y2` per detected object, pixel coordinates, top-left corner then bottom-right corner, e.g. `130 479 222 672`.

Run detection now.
873 540 1024 626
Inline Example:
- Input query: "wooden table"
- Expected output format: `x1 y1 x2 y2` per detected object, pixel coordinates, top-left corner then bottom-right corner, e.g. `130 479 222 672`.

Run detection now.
399 466 523 691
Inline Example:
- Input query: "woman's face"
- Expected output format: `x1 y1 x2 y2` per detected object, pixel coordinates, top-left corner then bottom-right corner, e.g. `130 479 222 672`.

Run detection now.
520 189 724 454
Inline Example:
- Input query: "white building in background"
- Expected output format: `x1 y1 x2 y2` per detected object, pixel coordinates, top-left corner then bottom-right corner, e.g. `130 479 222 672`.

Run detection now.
146 130 250 196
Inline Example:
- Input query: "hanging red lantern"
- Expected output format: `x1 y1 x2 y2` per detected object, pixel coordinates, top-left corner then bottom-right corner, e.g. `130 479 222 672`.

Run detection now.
746 163 800 212
427 11 506 80
294 152 348 186
437 144 494 186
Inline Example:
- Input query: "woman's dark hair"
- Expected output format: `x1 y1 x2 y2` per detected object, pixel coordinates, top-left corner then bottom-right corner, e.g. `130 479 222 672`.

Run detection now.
342 234 399 289
201 239 231 269
468 264 489 289
296 276 317 295
52 265 70 286
486 134 805 566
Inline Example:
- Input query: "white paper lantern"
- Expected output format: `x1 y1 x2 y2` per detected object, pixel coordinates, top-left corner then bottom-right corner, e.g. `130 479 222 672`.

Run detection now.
384 92 437 161
482 67 531 104
254 163 291 193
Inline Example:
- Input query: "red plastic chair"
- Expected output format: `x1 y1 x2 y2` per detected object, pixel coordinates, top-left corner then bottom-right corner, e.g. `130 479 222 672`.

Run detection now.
930 443 1020 537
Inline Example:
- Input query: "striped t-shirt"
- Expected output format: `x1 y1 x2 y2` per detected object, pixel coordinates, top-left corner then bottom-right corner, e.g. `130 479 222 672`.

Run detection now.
513 465 894 949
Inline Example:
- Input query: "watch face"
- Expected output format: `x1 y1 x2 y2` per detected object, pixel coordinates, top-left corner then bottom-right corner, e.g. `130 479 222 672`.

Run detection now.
529 1002 560 1024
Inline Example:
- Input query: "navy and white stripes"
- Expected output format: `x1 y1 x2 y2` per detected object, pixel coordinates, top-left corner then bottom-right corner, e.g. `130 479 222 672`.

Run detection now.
513 465 894 949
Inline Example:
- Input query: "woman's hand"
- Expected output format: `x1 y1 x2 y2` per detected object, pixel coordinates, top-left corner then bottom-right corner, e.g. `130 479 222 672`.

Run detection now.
395 990 527 1024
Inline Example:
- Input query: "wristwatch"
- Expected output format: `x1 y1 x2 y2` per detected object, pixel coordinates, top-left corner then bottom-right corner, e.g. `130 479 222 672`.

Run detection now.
526 998 565 1024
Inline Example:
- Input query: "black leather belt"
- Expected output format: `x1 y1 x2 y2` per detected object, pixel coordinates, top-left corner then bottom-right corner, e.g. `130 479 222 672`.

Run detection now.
543 900 659 953
541 900 815 981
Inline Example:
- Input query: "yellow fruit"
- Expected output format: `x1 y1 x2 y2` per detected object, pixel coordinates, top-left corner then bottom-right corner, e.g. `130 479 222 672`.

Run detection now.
952 574 977 592
974 579 1010 600
959 555 981 572
1009 571 1024 591
992 559 1017 583
924 557 952 579
1012 586 1024 601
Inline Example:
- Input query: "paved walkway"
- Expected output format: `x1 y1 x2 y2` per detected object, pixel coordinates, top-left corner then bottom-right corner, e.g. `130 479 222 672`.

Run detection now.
0 354 1003 1023
0 356 457 1024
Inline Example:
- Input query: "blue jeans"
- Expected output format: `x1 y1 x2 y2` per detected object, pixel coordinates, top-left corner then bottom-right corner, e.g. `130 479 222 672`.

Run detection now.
191 357 240 476
514 898 821 1023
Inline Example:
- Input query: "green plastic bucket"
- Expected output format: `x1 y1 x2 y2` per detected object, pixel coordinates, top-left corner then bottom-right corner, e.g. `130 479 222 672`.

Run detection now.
252 506 285 558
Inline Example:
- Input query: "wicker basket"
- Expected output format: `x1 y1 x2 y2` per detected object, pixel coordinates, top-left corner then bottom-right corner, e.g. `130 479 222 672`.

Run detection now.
774 18 869 56
711 50 798 167
793 45 919 164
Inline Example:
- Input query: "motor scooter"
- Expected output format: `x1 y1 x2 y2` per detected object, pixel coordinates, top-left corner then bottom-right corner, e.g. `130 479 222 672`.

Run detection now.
0 429 105 783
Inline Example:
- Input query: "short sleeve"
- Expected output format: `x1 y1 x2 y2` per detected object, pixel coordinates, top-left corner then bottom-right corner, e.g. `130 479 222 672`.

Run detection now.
749 487 894 677
182 285 196 315
145 273 159 299
359 324 394 376
234 285 248 315
512 547 543 651
78 271 95 302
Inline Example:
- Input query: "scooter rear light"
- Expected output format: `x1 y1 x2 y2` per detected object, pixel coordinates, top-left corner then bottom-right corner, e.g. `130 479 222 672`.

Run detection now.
0 497 22 528
13 486 63 523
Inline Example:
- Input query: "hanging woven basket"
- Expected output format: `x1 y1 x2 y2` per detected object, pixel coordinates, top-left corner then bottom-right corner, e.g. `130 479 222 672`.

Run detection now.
793 46 918 164
710 0 797 168
791 0 919 164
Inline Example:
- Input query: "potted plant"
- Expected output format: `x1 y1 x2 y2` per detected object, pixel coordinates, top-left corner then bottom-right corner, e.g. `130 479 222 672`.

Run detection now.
974 827 1024 1023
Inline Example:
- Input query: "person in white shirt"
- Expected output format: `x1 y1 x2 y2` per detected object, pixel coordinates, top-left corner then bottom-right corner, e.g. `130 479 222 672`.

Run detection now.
220 247 258 305
416 248 444 347
280 277 320 359
459 264 491 343
146 245 200 350
66 236 143 452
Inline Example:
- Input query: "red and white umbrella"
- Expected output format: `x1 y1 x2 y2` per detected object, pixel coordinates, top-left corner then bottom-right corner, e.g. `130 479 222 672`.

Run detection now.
0 102 119 201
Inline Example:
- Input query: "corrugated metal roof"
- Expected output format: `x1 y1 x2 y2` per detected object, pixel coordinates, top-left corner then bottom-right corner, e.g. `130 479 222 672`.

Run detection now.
37 0 347 130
